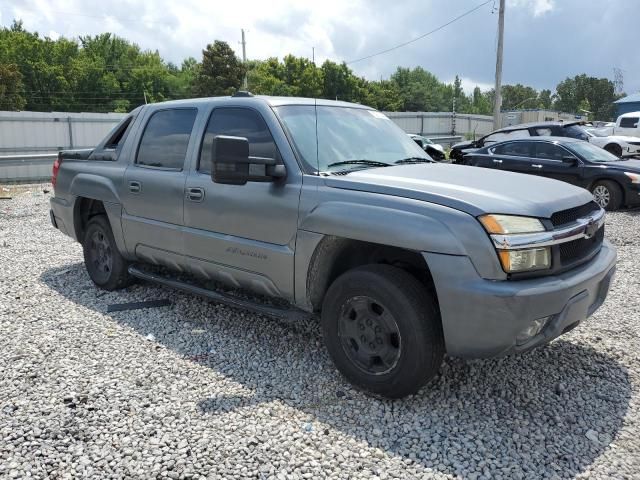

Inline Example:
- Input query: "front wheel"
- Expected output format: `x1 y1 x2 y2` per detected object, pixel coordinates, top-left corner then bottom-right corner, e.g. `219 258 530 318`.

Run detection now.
591 180 622 211
82 215 133 290
321 264 444 398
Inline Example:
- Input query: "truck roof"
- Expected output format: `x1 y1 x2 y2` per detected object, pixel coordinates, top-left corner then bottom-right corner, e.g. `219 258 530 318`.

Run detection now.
139 95 372 110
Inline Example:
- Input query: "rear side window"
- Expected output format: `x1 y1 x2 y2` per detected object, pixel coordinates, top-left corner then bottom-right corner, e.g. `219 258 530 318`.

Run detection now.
535 127 552 136
136 109 197 169
484 129 530 145
620 117 639 128
199 107 278 174
492 142 532 156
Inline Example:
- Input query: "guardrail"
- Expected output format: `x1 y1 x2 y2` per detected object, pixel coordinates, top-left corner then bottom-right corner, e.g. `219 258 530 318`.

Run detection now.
0 153 57 183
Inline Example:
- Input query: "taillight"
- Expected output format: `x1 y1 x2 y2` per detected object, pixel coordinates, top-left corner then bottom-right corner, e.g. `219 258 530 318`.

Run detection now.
52 154 62 187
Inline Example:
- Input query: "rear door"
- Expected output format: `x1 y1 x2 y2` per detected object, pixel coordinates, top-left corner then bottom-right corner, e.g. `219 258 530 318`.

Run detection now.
490 141 537 175
531 140 584 186
122 107 199 267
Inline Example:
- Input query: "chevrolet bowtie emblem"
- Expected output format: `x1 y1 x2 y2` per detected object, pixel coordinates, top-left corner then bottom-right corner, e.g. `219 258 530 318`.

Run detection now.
584 219 598 239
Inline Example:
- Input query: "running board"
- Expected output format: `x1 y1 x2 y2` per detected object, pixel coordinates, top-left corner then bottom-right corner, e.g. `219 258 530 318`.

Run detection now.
127 265 311 323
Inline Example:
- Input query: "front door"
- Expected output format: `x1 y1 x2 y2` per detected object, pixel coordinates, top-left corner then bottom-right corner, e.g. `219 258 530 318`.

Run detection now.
122 107 198 268
531 141 584 187
183 106 302 300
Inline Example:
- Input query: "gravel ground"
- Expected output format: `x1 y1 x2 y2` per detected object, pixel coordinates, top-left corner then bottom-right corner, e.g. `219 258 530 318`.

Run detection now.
1 184 639 480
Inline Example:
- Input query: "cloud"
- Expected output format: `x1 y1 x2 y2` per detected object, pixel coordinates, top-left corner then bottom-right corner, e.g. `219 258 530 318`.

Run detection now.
508 0 555 17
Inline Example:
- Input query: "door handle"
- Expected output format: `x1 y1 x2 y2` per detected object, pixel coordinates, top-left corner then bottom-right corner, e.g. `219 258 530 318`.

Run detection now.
532 164 543 169
186 187 204 202
129 181 141 193
493 159 503 164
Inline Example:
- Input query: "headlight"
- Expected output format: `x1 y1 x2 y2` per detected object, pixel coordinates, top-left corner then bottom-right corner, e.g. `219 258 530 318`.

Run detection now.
498 247 551 273
624 172 640 183
479 215 550 273
479 214 546 234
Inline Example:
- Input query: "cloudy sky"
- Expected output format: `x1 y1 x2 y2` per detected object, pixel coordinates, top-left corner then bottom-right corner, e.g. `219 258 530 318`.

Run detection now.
2 0 639 94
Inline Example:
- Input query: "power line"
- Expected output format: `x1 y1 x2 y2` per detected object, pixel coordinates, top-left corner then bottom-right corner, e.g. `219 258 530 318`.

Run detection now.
345 0 493 65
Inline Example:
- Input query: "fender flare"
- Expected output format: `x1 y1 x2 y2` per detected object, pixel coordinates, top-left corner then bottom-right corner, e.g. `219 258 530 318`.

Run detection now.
298 201 467 255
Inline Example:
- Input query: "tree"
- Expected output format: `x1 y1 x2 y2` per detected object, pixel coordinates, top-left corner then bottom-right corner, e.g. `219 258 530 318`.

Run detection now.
538 89 552 109
0 64 26 110
554 74 616 120
193 41 245 97
500 84 539 110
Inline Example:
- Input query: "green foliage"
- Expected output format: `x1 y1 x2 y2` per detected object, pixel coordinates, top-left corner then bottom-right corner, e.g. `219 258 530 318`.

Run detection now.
193 41 245 97
554 74 617 120
0 63 26 110
0 21 622 120
0 21 194 112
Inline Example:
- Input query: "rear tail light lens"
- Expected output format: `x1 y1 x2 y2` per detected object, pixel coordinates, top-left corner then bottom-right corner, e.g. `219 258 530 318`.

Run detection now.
51 154 62 187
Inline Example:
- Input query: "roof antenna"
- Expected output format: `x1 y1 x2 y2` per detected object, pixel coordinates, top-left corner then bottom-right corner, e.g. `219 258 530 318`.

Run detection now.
143 90 148 104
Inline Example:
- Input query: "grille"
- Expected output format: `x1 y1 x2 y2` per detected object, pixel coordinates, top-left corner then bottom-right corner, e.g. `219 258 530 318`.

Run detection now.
559 226 604 265
551 201 600 227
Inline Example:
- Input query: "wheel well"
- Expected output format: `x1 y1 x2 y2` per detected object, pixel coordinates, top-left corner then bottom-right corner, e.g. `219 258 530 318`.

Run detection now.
74 197 107 241
604 143 622 153
306 236 436 312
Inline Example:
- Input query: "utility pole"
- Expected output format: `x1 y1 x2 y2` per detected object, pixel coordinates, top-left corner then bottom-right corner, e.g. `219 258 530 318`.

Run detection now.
241 29 248 89
312 47 315 64
493 0 505 130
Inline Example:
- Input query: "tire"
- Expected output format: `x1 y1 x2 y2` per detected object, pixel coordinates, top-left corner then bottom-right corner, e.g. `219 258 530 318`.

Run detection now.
591 180 623 211
82 215 133 290
604 144 623 158
321 264 444 398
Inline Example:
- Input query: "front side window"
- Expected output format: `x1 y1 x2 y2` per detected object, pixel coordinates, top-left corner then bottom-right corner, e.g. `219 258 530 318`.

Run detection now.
275 105 428 173
199 108 278 174
620 117 639 128
563 125 589 140
492 142 532 157
534 142 567 161
136 109 197 169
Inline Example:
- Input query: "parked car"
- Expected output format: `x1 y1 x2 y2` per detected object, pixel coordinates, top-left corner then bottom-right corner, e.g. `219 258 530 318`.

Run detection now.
585 128 640 158
463 136 640 210
450 121 589 163
50 95 616 398
408 134 446 161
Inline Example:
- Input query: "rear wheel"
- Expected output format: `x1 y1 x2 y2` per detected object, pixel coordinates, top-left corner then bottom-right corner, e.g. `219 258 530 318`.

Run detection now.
321 264 444 398
82 215 133 290
591 180 622 211
604 144 623 158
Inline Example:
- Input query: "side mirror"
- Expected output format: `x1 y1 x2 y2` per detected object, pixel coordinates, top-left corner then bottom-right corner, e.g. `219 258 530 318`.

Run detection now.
211 135 286 185
562 156 578 165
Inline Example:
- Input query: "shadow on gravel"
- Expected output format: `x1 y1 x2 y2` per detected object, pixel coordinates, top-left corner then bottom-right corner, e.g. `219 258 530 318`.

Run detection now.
42 262 632 479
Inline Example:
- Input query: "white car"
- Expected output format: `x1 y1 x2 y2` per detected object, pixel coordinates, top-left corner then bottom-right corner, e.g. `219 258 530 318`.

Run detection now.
585 128 640 158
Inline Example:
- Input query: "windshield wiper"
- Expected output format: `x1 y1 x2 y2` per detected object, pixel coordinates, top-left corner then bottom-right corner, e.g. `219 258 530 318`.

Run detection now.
326 159 392 168
394 157 433 164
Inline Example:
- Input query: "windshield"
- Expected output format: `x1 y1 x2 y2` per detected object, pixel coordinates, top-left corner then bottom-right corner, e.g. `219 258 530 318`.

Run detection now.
275 105 429 173
567 141 621 162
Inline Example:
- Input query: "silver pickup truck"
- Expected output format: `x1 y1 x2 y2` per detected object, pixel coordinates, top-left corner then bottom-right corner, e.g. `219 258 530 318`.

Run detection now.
50 94 617 398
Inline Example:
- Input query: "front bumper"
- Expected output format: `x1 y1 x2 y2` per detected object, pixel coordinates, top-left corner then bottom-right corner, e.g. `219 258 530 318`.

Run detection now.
424 239 617 358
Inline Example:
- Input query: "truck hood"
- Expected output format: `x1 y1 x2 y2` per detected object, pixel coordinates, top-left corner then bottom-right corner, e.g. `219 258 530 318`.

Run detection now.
324 163 593 218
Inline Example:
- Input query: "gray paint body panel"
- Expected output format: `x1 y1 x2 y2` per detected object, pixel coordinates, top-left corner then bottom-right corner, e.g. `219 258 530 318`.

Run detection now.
49 95 617 359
